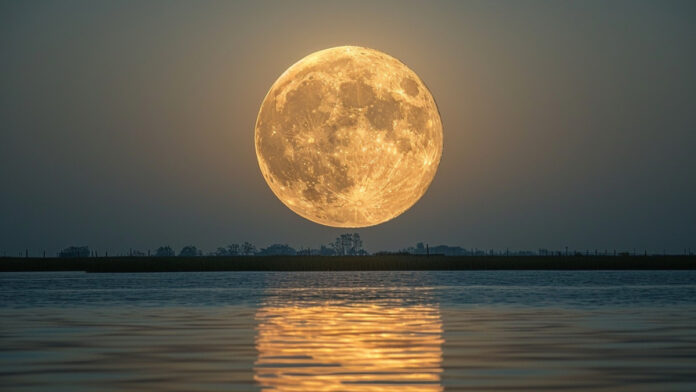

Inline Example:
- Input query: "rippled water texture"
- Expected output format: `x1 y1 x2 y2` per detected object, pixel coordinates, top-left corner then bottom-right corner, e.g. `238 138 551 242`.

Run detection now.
1 271 696 391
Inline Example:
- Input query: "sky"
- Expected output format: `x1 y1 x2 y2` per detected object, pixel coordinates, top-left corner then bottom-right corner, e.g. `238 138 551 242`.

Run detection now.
1 0 695 255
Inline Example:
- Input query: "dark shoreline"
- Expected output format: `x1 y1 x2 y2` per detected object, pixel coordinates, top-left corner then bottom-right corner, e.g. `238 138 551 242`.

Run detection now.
1 255 695 272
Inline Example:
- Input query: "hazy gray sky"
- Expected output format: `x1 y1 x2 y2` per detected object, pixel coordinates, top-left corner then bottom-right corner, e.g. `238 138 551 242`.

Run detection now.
1 0 695 255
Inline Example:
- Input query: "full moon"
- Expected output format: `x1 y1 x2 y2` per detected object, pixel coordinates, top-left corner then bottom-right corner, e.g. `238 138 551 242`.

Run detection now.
255 46 443 227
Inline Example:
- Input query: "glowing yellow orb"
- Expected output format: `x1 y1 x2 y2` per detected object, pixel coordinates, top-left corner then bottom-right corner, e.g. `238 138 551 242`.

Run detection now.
255 46 443 227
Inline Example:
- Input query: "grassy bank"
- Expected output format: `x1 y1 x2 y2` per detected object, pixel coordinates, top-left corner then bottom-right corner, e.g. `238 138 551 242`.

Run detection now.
0 255 695 272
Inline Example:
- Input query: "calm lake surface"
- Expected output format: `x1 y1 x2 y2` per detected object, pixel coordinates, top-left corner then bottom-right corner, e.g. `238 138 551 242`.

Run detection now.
1 271 695 391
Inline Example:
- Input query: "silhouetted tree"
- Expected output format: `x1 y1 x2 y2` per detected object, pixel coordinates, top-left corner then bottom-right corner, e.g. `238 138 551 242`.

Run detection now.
332 233 364 255
227 244 239 256
179 246 201 257
214 244 242 256
241 242 256 256
332 235 347 256
227 244 240 256
351 233 363 255
154 246 175 257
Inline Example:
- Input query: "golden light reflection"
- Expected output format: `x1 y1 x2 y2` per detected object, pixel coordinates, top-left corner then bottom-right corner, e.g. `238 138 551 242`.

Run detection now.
254 303 443 391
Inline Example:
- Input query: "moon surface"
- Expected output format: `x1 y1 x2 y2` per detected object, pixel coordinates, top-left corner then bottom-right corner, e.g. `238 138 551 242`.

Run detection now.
255 46 443 227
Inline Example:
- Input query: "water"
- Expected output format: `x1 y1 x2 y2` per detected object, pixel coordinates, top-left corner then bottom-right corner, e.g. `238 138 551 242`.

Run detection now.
1 271 695 391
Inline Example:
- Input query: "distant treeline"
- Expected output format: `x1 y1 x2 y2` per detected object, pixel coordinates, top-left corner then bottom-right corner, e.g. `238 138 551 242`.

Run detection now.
5 235 692 259
53 233 368 258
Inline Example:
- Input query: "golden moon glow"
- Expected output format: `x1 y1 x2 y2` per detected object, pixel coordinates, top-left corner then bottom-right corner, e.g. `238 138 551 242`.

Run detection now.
255 46 443 227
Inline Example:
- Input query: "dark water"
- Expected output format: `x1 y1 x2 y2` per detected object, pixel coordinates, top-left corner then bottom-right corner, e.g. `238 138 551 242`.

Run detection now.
1 271 695 391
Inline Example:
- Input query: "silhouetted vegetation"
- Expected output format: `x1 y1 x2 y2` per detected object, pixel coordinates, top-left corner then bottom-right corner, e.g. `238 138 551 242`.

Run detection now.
6 237 694 270
58 246 90 258
241 242 256 256
257 244 296 256
331 233 366 256
214 244 239 256
178 246 202 257
154 246 175 257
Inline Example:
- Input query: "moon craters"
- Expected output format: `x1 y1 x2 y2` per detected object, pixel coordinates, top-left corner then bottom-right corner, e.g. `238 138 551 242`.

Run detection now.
255 46 443 227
